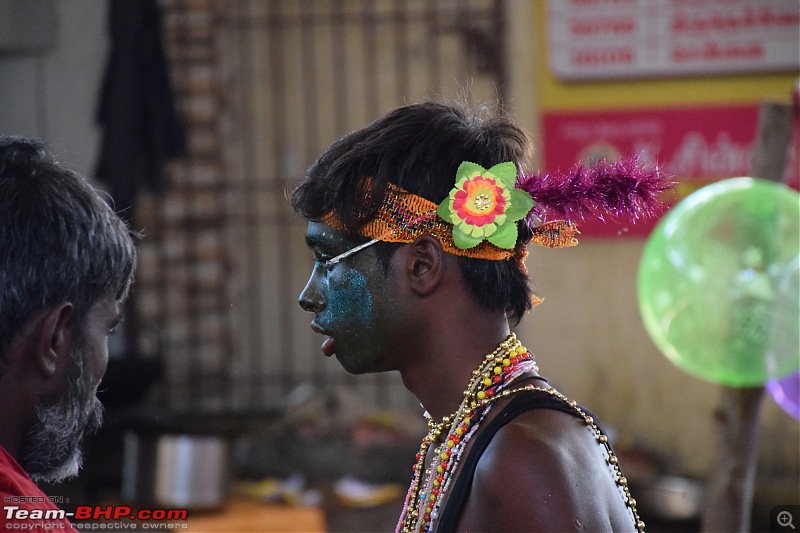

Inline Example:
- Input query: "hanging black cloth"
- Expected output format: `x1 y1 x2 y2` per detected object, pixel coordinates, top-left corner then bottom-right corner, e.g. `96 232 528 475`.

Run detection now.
95 0 186 221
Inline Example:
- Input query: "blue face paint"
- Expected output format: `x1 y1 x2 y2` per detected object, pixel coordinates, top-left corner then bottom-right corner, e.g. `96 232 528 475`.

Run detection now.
329 269 373 329
301 221 401 374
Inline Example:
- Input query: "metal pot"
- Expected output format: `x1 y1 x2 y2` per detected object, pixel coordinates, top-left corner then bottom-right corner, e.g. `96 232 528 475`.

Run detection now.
122 431 230 510
633 475 705 521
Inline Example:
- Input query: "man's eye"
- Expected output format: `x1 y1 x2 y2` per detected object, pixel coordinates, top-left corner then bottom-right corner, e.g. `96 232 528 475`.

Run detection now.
322 258 338 270
313 254 336 271
108 316 125 336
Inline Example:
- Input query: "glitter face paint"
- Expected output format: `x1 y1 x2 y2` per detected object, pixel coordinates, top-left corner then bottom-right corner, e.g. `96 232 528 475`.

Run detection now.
299 222 400 374
328 269 373 331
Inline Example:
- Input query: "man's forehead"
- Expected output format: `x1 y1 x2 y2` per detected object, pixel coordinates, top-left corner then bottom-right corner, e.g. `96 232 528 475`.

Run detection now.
305 221 355 248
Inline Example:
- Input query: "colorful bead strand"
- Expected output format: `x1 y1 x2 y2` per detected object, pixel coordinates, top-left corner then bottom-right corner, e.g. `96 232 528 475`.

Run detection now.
396 333 644 533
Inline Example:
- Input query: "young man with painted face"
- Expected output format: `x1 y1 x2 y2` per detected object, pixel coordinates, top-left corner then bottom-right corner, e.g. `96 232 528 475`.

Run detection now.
0 137 137 532
293 101 667 532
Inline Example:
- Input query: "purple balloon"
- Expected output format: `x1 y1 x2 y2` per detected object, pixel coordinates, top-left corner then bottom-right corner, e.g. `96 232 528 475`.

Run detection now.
767 372 800 420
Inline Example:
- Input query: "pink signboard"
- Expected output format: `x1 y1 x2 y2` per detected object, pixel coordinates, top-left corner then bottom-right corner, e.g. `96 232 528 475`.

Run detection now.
542 105 799 237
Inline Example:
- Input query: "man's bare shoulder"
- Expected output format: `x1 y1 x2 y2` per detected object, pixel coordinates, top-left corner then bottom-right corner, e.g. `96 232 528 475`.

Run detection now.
478 407 612 501
461 405 636 532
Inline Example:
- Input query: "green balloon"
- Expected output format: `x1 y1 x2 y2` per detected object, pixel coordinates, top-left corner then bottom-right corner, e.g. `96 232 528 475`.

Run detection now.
638 177 800 387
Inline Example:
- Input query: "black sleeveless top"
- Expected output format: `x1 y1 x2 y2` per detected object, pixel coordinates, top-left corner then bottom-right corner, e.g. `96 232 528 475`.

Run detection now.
435 388 608 532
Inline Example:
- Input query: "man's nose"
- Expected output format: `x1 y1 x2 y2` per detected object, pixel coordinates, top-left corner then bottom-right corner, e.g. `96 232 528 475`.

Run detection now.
298 277 324 313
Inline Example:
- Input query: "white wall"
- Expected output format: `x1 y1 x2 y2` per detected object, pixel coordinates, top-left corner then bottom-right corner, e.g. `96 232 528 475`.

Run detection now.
0 0 107 177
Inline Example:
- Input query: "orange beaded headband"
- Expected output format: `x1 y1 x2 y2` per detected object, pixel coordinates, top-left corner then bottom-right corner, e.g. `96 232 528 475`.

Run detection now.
321 181 580 262
320 155 672 263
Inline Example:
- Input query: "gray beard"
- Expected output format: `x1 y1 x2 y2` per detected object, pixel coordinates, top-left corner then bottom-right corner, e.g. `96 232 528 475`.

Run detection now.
18 348 104 483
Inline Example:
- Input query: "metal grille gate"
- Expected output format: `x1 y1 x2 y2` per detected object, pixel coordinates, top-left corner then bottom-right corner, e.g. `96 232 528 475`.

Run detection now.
163 0 506 412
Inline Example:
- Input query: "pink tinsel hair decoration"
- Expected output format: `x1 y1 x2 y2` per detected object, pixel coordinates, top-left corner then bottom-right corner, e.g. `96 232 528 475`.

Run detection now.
516 155 676 231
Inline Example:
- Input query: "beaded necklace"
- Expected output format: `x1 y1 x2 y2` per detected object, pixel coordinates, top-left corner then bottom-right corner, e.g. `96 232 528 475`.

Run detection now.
396 333 535 533
395 333 645 533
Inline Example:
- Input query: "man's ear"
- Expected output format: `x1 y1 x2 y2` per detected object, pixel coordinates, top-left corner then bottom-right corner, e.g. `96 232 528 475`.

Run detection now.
30 303 74 379
404 235 445 296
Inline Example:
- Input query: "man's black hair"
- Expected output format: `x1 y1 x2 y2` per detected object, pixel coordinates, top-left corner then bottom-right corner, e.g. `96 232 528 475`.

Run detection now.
0 136 137 360
291 100 536 324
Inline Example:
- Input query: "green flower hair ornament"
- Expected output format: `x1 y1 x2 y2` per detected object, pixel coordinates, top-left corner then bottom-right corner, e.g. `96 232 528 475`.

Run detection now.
436 161 535 250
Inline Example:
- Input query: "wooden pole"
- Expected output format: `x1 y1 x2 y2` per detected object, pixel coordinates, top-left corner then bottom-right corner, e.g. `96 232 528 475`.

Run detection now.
700 101 794 532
